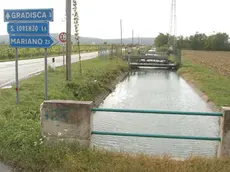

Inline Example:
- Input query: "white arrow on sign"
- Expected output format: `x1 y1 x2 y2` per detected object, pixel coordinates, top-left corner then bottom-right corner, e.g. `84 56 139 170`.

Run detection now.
5 12 10 20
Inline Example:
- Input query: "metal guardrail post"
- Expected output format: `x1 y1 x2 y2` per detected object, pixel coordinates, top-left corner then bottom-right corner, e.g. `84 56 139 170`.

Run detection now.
177 49 182 66
218 107 230 157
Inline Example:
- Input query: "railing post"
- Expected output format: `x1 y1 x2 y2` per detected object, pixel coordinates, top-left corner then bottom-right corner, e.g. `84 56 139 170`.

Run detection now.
217 107 230 157
177 49 182 66
40 100 93 147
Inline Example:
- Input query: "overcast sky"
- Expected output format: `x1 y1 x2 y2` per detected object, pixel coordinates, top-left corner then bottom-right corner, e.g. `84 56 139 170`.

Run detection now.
0 0 230 39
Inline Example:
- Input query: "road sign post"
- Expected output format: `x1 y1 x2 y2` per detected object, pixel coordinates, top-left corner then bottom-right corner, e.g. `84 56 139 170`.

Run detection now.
44 48 48 100
62 45 65 66
59 32 66 66
4 8 54 103
15 48 19 104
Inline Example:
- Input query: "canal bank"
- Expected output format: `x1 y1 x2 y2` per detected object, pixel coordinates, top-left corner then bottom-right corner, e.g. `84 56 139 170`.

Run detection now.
93 71 129 108
0 57 130 172
178 52 230 110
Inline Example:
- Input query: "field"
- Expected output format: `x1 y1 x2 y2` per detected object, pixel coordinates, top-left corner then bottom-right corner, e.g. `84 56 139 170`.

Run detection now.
0 44 99 61
179 50 230 107
182 50 230 78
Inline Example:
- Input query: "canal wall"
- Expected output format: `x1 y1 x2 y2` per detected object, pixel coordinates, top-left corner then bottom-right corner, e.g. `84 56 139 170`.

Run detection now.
177 52 230 156
93 71 129 108
178 74 219 112
177 64 220 112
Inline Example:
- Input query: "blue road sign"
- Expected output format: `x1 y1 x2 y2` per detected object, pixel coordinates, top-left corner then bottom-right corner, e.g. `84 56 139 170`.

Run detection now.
9 35 55 48
4 9 53 22
7 22 49 35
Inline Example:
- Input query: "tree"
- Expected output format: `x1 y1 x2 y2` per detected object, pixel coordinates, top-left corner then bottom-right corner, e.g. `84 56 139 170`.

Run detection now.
154 33 169 47
189 32 207 50
210 32 229 51
154 32 230 51
73 0 82 75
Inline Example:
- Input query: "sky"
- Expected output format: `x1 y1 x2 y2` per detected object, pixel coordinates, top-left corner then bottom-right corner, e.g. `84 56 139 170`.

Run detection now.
0 0 230 39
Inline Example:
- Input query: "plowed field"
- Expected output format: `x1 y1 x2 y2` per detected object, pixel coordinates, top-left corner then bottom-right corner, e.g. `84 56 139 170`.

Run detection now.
182 50 230 78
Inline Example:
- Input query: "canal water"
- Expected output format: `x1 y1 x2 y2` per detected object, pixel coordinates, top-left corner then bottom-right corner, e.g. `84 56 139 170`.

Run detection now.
91 68 219 159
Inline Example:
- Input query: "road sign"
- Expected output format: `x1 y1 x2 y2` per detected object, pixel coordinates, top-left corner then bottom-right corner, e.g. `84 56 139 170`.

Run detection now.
4 8 54 104
9 35 54 48
59 32 66 43
4 9 53 22
7 22 49 35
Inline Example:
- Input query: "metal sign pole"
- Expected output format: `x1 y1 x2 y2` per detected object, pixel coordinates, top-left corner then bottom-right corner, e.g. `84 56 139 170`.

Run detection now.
66 0 72 81
120 19 123 57
44 48 48 100
63 44 65 66
15 48 19 104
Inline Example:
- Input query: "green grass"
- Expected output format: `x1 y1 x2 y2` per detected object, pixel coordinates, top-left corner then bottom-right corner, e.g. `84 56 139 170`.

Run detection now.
0 57 129 171
178 58 230 108
1 56 230 171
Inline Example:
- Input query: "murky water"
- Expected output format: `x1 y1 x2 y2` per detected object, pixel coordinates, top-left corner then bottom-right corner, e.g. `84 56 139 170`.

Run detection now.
92 68 219 159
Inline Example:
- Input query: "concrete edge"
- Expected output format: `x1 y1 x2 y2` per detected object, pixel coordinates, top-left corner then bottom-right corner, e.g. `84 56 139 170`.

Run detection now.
178 73 220 112
93 71 129 108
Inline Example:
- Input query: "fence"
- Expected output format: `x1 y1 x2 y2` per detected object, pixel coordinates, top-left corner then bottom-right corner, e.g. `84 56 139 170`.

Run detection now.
98 44 123 59
91 107 221 141
169 49 182 66
40 101 230 157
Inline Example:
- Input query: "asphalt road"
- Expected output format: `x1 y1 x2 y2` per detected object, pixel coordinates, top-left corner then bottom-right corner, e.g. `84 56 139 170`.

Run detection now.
0 163 11 172
0 52 98 88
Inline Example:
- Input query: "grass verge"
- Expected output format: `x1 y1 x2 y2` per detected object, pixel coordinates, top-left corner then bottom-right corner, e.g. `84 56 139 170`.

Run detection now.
178 57 230 108
0 57 128 171
0 50 96 62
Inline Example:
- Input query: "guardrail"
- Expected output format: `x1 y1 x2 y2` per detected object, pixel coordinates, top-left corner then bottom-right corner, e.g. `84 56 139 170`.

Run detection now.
40 101 230 157
91 108 222 141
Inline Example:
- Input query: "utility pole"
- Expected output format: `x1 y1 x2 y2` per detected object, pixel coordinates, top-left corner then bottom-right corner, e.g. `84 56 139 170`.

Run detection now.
168 0 177 51
66 0 72 81
132 29 134 55
120 19 123 45
173 0 177 50
132 29 134 45
120 19 123 56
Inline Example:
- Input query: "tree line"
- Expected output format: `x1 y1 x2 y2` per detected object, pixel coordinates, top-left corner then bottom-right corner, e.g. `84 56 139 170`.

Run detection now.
154 32 230 51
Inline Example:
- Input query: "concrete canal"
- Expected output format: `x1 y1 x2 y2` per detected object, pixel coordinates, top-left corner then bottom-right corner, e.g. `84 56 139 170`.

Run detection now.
91 68 219 159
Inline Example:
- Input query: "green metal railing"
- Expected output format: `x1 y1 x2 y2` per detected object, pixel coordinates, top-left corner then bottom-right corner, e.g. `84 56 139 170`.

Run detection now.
91 108 222 141
91 108 222 117
91 131 221 141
